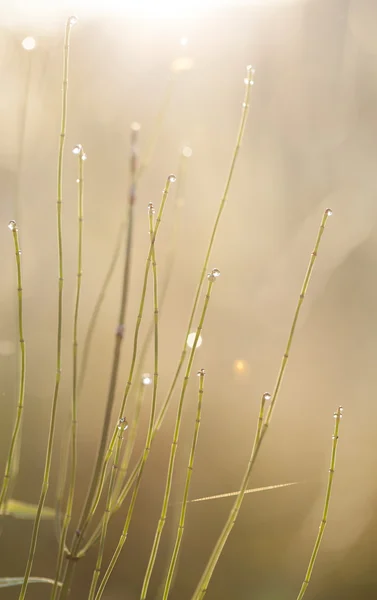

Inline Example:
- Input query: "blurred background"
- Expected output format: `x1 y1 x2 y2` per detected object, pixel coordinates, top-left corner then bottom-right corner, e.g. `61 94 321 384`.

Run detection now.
1 0 377 598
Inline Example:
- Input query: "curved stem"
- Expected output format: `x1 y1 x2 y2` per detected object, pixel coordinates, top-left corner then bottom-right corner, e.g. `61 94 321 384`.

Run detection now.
295 406 343 600
112 65 255 520
17 16 76 600
51 147 85 600
88 422 126 600
162 368 205 600
190 208 333 600
0 222 25 510
140 272 219 600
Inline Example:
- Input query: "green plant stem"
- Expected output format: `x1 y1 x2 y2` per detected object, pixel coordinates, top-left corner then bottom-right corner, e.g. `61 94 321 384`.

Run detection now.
95 272 217 600
162 368 205 600
0 223 25 510
17 16 75 600
78 220 125 392
55 220 125 543
51 149 85 600
59 127 139 599
140 271 219 600
295 406 343 600
111 66 255 520
60 176 174 599
88 422 126 600
190 208 332 600
93 204 161 600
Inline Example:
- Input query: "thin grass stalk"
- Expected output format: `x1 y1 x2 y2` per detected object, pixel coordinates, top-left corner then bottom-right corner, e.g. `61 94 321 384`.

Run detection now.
88 419 127 600
0 221 25 510
295 406 343 600
140 268 220 600
94 270 218 600
17 16 76 600
93 204 161 600
55 221 125 543
51 146 86 600
190 208 333 600
66 124 139 550
162 368 205 600
112 66 255 516
60 176 175 600
111 377 147 503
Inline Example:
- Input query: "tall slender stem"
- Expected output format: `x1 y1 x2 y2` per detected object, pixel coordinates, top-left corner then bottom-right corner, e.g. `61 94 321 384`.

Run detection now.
140 269 220 600
60 175 175 599
17 16 77 600
88 420 127 600
95 270 218 600
295 406 343 600
51 146 86 600
112 66 255 518
0 221 26 509
162 368 206 600
190 209 333 600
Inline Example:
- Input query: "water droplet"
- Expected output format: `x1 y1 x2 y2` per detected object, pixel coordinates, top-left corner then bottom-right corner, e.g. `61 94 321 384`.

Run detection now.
263 392 271 401
8 220 17 231
207 268 220 282
246 65 255 73
76 179 80 183
168 174 177 183
182 146 192 158
325 208 333 216
81 153 87 161
142 373 152 386
72 144 82 155
187 332 202 349
22 37 36 51
244 78 254 86
148 202 155 214
118 417 128 431
131 121 141 132
68 16 78 27
197 369 205 376
242 102 249 108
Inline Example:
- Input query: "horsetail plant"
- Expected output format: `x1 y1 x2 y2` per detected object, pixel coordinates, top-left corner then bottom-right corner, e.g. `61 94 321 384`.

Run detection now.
0 220 25 511
162 368 206 600
190 208 332 600
140 268 221 600
93 268 220 600
87 418 128 600
97 63 255 537
59 174 176 598
70 122 140 569
295 405 343 600
17 16 77 600
51 144 86 600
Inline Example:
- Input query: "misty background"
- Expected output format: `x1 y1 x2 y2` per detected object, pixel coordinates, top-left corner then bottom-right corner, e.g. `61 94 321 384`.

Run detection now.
0 0 377 598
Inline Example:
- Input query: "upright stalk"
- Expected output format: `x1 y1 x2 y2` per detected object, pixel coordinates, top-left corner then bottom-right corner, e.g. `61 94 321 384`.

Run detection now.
88 419 127 600
112 66 255 517
60 175 175 599
0 221 26 510
190 208 333 600
51 145 86 600
17 16 77 600
140 268 220 600
162 368 206 600
95 270 218 600
295 406 343 600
